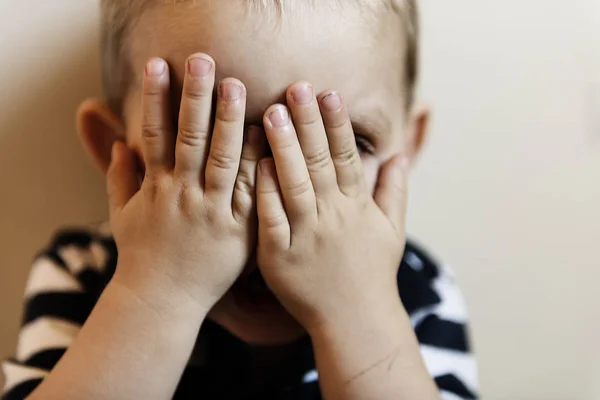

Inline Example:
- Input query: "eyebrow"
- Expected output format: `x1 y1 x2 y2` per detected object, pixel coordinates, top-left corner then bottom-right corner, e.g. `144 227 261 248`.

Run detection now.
351 109 391 139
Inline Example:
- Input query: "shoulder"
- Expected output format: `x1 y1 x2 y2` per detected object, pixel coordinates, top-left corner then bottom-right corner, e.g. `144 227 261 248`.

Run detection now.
2 225 117 398
399 239 451 314
24 223 117 327
399 239 479 399
17 226 116 334
35 224 117 289
399 239 471 340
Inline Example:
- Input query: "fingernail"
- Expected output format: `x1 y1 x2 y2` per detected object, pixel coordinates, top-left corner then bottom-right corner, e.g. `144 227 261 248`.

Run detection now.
268 106 290 127
220 81 243 101
290 83 314 105
145 58 166 77
320 92 342 111
188 56 213 77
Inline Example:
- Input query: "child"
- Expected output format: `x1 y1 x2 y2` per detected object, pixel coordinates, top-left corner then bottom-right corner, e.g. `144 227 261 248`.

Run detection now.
2 0 478 399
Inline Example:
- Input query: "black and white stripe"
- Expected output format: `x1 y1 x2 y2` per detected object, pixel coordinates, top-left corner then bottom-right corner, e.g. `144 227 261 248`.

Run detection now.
2 227 478 399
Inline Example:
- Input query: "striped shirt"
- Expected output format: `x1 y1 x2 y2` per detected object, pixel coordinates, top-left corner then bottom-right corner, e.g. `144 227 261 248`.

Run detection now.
2 226 478 399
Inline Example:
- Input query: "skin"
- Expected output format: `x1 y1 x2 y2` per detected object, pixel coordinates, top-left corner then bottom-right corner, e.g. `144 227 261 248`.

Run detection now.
30 1 436 399
79 0 429 345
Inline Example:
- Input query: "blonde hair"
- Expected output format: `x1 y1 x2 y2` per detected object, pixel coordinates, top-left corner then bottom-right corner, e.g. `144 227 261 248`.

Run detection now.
100 0 420 115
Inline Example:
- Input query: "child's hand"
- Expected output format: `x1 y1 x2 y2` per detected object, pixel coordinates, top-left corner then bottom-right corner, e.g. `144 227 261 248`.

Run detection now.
256 82 408 333
256 84 437 400
108 55 266 311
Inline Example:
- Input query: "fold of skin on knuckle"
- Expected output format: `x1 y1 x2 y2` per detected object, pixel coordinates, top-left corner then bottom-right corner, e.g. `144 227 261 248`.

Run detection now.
143 82 165 98
142 94 168 119
295 112 321 129
176 127 209 148
304 147 332 173
182 82 212 101
333 145 360 167
281 177 313 199
216 105 244 123
208 147 237 171
270 135 296 153
323 109 350 130
262 211 288 231
178 185 203 216
234 171 255 198
141 123 164 141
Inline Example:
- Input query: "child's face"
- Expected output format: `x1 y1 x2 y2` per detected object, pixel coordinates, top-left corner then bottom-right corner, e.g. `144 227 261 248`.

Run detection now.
84 1 428 345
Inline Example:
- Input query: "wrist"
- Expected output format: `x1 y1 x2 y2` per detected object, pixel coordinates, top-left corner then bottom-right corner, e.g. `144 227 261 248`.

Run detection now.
306 287 407 339
309 294 436 398
111 259 211 321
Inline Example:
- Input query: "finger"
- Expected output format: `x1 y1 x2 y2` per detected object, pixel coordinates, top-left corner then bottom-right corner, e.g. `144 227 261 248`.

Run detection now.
174 54 216 185
107 142 140 218
141 58 174 178
263 104 317 227
232 126 268 224
257 158 290 250
374 154 409 234
287 82 337 198
204 78 247 200
318 91 365 196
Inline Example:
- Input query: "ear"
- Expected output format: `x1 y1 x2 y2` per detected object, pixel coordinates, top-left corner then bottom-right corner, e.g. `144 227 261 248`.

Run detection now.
404 103 430 164
76 99 125 174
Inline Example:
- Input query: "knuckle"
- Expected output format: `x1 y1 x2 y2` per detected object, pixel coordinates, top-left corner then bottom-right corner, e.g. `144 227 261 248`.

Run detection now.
258 182 279 196
296 113 321 129
177 127 209 148
179 186 202 215
261 211 288 230
283 177 312 198
216 103 244 123
271 136 295 152
333 144 359 166
241 149 259 163
208 148 237 170
325 116 350 131
305 148 332 171
234 172 255 196
142 123 164 140
143 83 164 97
182 83 212 101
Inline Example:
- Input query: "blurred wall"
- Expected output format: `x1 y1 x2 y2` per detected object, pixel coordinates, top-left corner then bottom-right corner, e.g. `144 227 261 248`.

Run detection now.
1 1 599 399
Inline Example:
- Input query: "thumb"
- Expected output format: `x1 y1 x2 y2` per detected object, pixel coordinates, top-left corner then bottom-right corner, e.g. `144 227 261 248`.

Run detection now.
107 142 139 219
373 154 409 234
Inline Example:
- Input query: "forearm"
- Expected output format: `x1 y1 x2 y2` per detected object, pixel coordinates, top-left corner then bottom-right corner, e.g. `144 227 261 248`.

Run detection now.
29 266 206 400
309 295 439 400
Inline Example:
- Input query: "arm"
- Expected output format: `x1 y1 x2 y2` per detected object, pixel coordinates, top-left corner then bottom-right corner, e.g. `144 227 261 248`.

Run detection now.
309 298 439 400
15 53 265 400
254 83 440 399
29 273 206 400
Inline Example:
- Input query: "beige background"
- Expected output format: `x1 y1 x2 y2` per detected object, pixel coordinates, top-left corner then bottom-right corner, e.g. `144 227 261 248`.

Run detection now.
1 0 599 398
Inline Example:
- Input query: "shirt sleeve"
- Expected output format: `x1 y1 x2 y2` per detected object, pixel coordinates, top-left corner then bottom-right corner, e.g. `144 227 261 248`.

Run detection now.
2 229 114 400
404 253 479 400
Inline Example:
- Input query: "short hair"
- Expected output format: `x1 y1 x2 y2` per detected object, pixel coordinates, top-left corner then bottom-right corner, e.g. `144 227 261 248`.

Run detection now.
99 0 420 116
